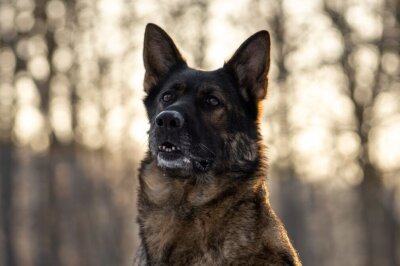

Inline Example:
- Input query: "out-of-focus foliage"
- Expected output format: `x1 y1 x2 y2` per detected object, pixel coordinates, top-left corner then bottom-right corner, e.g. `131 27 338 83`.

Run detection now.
0 0 399 265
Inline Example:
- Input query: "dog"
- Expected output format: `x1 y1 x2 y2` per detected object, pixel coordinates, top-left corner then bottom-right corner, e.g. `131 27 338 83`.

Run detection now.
134 23 301 266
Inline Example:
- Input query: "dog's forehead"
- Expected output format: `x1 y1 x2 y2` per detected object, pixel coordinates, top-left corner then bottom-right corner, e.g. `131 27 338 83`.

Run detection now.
164 68 232 93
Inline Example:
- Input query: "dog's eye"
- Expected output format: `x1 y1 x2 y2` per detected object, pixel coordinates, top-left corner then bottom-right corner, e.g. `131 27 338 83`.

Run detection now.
206 96 220 107
161 92 173 103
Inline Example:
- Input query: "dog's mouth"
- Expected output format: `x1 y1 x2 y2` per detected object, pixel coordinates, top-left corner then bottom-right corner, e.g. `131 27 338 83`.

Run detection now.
156 141 213 172
158 141 181 153
156 141 188 171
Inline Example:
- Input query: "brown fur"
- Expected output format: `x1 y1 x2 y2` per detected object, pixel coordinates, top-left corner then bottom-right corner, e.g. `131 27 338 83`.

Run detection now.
135 148 301 266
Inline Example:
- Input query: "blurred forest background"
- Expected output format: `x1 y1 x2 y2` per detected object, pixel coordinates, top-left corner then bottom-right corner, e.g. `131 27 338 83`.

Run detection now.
0 0 399 265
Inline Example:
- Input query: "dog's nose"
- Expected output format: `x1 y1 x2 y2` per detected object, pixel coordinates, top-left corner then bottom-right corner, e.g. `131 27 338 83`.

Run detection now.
155 111 184 129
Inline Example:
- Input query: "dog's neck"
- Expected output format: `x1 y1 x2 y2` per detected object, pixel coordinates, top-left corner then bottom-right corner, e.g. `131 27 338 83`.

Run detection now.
138 155 269 210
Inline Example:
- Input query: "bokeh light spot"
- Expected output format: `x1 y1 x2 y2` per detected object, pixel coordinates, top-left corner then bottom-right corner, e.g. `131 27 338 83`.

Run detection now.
16 11 34 32
28 55 50 80
53 47 73 72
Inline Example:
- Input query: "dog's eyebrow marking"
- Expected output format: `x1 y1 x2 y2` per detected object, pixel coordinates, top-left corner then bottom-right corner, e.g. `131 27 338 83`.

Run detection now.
197 84 225 99
197 84 227 108
169 82 186 92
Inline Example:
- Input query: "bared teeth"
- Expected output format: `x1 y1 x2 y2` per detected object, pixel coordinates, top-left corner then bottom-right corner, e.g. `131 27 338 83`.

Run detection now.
159 143 180 152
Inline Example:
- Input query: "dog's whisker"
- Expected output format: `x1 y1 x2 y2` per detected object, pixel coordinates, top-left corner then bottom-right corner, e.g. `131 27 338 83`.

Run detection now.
199 143 215 157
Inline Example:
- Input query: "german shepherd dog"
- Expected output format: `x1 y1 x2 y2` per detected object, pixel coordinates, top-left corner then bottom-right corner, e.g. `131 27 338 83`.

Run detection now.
134 23 301 266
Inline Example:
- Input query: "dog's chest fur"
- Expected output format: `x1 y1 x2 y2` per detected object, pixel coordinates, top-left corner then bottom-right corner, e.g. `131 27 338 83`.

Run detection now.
136 159 296 266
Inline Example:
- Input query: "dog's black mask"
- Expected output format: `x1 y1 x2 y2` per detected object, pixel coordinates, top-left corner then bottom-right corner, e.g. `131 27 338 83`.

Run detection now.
142 24 270 177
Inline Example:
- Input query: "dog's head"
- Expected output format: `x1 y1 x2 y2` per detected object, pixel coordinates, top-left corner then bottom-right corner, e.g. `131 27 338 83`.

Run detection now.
142 23 270 178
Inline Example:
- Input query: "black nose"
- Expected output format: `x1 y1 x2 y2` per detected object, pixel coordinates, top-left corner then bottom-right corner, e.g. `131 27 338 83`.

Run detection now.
155 111 184 129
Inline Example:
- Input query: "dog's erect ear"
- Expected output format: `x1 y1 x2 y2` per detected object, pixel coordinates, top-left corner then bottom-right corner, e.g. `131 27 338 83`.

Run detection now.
143 23 186 93
225 31 270 101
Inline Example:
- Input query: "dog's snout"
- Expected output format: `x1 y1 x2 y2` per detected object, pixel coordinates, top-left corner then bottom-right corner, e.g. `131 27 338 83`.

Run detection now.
155 111 184 129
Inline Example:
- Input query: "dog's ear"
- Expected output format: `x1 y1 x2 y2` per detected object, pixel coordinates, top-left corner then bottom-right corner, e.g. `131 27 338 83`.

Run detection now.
143 23 186 93
225 31 270 101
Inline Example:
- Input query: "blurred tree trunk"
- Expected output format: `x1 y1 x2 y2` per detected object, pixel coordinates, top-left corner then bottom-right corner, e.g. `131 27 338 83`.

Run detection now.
0 3 28 262
324 1 399 265
160 0 210 69
29 0 79 264
33 0 59 264
190 0 208 68
270 2 311 264
0 143 15 266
